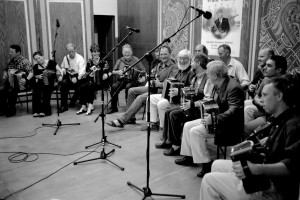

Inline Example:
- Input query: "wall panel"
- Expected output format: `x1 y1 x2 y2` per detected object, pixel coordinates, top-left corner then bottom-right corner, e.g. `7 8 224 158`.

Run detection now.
257 0 300 73
117 0 158 69
0 0 30 85
47 0 86 65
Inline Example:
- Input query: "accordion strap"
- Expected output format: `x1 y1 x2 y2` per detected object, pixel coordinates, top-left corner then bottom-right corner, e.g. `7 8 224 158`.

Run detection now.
240 160 253 178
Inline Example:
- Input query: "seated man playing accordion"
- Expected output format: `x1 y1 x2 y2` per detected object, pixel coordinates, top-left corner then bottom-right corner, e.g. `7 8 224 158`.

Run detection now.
200 75 300 200
107 44 145 114
144 49 195 131
176 60 244 178
0 44 33 117
155 53 214 156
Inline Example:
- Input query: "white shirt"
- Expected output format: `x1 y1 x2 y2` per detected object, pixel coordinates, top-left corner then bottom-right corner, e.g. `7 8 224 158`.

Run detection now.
227 57 250 88
61 53 86 78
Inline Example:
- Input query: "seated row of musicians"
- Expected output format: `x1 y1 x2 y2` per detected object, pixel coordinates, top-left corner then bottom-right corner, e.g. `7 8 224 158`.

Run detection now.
200 75 300 200
106 45 177 127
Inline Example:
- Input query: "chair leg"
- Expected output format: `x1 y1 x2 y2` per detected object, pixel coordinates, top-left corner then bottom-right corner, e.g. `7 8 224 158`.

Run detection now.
26 91 29 112
217 145 227 159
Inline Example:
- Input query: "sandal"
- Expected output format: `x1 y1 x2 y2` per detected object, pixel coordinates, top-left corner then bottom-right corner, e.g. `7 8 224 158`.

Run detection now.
107 119 124 128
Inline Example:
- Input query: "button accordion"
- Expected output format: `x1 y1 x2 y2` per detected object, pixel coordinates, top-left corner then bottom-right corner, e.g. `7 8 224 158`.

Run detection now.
230 122 273 194
199 99 219 134
161 78 184 104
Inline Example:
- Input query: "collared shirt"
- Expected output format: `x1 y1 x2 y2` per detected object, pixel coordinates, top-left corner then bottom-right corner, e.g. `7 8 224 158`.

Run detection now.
227 57 250 87
174 66 195 87
6 55 32 74
113 56 145 72
152 59 176 82
61 53 86 77
264 109 300 200
191 72 213 98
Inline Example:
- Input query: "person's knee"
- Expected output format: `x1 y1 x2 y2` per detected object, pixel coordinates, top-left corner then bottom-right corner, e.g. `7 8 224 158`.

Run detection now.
157 99 169 109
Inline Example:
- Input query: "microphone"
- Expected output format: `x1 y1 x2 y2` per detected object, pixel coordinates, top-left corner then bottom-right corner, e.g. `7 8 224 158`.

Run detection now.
190 6 212 19
125 26 140 33
56 19 60 28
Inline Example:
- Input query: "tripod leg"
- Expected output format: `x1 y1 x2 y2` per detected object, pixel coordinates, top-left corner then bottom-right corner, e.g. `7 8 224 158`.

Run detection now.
106 158 125 171
104 141 121 148
74 148 124 171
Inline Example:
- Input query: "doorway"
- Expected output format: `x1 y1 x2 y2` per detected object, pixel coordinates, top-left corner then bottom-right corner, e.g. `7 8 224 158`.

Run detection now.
94 15 116 69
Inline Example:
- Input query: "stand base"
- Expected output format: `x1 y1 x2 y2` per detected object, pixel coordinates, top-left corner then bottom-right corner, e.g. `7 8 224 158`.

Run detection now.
85 136 121 149
74 147 124 170
42 119 80 135
127 181 185 199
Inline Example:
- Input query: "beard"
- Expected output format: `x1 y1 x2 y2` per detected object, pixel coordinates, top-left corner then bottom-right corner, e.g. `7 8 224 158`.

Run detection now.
178 62 190 71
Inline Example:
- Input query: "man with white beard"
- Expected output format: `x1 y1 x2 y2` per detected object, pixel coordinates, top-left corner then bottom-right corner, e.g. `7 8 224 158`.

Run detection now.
141 49 195 131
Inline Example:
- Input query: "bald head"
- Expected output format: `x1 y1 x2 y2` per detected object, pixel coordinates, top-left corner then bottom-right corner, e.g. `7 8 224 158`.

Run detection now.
195 44 208 55
258 48 275 67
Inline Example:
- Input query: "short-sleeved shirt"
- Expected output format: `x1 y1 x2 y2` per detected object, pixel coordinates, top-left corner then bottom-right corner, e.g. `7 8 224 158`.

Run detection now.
151 59 177 83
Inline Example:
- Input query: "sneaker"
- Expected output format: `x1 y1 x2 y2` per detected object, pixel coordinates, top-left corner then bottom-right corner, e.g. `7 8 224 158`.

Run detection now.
33 113 39 117
39 113 45 117
140 122 159 131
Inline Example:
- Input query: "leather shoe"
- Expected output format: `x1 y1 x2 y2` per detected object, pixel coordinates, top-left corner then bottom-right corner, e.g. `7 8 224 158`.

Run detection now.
197 160 213 178
197 169 210 178
60 106 68 113
163 147 180 156
175 156 195 166
155 141 172 149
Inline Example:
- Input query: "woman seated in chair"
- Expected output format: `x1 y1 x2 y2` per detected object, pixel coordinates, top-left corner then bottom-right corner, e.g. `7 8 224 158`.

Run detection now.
76 44 112 115
31 51 63 117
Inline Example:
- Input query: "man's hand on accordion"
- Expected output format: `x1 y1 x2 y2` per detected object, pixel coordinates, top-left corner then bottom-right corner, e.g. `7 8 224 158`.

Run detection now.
200 113 212 125
181 100 191 111
169 88 178 97
233 160 258 180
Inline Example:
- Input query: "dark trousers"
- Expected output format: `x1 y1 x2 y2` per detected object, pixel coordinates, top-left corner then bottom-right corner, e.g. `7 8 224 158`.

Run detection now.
163 107 198 146
0 82 18 115
60 77 79 107
79 80 95 105
32 80 53 115
110 79 140 110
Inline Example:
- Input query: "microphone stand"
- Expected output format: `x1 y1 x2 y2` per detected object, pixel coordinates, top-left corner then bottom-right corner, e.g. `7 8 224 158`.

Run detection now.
125 12 203 200
73 31 135 170
42 21 80 135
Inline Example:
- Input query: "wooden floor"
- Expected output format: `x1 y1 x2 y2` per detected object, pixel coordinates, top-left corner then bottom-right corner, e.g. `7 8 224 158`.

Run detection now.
0 91 223 200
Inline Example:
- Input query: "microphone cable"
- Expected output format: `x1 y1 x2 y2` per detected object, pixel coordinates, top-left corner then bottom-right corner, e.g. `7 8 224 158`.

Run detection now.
0 125 107 200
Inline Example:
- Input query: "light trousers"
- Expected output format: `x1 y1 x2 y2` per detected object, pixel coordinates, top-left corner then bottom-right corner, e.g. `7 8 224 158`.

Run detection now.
199 160 283 200
180 119 214 163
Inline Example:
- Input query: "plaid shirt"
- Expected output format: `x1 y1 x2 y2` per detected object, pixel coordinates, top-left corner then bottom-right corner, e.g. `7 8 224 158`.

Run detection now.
6 55 32 74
